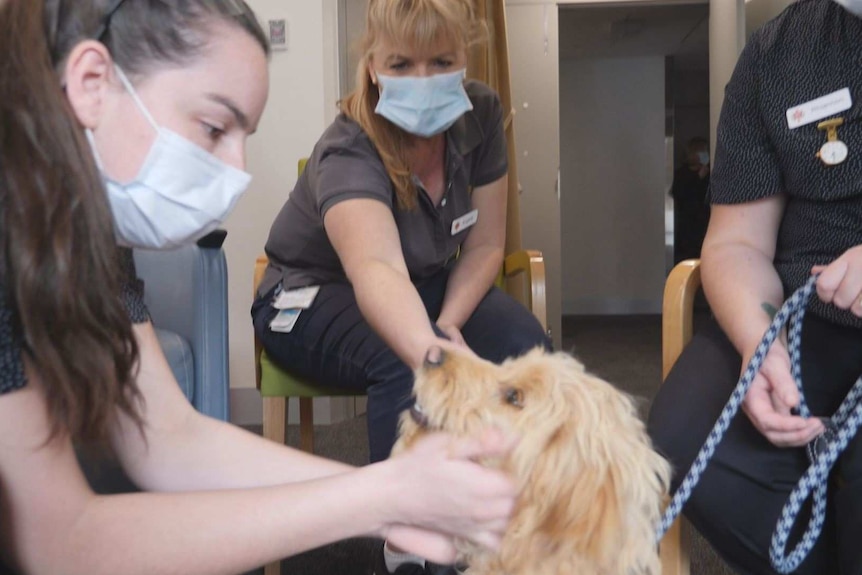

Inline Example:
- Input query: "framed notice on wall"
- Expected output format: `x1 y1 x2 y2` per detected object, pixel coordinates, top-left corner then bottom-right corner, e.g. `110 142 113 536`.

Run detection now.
268 18 288 51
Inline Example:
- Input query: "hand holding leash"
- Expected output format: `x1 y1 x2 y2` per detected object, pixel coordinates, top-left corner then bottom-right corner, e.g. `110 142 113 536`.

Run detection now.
742 342 824 447
813 245 862 318
656 274 862 573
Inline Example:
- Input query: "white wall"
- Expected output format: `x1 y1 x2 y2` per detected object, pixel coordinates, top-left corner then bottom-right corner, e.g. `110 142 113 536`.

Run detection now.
222 2 338 412
559 56 666 315
506 0 709 333
506 3 563 348
343 0 370 95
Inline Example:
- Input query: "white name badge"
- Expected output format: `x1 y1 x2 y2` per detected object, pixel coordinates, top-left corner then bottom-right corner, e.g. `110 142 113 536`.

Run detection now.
270 308 301 333
786 88 853 130
273 285 320 310
451 209 479 235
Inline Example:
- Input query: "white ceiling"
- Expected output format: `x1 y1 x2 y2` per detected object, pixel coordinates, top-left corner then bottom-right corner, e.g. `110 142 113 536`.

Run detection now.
558 3 710 70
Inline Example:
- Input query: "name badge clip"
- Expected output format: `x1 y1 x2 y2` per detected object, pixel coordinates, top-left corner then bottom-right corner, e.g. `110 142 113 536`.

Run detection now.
815 117 848 166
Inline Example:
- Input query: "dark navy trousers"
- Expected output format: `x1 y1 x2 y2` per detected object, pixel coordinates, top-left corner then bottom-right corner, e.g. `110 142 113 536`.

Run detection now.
648 315 862 574
252 266 551 463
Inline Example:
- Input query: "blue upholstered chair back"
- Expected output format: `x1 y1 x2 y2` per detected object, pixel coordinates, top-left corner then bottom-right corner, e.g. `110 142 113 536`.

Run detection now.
133 232 230 421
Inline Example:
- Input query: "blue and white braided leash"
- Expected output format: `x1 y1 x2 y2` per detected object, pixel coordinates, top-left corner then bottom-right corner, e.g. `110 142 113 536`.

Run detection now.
654 274 862 573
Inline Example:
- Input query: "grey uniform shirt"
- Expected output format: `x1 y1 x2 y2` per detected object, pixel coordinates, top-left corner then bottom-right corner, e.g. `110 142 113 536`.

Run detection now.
711 0 862 328
259 80 508 297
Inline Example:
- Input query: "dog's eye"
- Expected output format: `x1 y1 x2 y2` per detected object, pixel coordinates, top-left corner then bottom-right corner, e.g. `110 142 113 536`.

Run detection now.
504 387 524 408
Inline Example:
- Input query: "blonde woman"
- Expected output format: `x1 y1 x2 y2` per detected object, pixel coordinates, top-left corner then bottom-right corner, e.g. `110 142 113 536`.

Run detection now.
0 1 518 573
254 1 551 572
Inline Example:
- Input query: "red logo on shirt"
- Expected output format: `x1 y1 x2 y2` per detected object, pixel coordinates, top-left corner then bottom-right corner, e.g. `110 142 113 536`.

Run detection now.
792 109 805 122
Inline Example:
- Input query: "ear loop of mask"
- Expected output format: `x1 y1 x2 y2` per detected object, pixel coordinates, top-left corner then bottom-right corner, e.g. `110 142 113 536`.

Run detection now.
85 129 106 171
113 66 160 134
85 67 159 179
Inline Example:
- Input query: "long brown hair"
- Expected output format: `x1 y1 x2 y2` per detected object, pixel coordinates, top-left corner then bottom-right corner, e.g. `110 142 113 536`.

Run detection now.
0 0 268 442
340 0 486 210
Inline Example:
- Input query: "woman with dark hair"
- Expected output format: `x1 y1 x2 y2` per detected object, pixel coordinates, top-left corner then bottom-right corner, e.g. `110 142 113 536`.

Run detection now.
0 1 517 573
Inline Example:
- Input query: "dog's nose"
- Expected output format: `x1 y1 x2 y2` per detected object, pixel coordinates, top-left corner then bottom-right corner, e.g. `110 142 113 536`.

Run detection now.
424 346 445 367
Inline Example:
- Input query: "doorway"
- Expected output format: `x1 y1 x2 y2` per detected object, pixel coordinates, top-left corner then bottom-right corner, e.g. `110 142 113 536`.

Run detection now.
556 3 709 315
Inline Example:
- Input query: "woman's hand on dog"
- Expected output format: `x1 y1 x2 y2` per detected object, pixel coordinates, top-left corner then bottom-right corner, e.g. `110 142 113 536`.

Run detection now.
384 526 461 565
378 428 518 562
741 343 824 447
436 323 468 348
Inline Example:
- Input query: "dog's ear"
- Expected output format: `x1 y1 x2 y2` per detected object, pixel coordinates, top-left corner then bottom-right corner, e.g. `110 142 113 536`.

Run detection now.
524 367 669 574
499 356 625 569
524 416 623 566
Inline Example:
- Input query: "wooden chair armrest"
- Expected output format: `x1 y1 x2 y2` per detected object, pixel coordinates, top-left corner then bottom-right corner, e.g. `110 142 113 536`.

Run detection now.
504 249 547 332
659 259 701 575
253 255 270 390
662 259 702 380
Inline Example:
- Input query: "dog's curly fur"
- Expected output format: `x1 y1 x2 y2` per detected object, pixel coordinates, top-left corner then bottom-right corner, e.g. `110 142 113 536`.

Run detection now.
394 347 670 575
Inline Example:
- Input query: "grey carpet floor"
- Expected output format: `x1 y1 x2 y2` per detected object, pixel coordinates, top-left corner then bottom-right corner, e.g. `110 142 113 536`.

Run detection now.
238 314 736 575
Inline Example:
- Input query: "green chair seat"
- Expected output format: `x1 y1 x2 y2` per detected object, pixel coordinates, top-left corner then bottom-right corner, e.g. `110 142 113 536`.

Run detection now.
259 350 363 398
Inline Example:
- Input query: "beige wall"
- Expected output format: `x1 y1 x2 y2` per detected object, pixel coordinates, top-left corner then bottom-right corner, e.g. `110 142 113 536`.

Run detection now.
223 0 338 396
506 0 698 323
506 3 563 347
342 0 370 95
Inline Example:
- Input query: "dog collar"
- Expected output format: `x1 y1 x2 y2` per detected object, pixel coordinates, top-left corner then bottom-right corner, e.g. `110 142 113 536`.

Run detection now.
409 403 431 429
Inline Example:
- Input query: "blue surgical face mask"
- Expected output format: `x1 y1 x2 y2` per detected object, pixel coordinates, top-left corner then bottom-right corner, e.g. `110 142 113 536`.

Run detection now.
696 151 710 165
87 66 252 250
834 0 862 17
374 68 473 138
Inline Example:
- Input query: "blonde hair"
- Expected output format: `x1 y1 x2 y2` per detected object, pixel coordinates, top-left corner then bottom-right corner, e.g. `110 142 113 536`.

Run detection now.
340 0 486 210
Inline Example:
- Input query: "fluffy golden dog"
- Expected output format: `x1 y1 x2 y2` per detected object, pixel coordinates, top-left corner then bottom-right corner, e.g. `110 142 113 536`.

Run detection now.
394 347 670 575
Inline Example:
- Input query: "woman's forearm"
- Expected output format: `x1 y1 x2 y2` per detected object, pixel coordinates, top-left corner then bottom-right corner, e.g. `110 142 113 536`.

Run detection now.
2 381 396 575
20 464 399 575
701 242 785 358
4 364 516 575
437 245 503 329
111 323 353 493
114 410 353 492
351 260 443 369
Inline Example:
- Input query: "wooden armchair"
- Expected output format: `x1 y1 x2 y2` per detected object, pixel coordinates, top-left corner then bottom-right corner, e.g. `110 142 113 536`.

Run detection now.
253 247 547 454
659 258 702 575
254 153 548 454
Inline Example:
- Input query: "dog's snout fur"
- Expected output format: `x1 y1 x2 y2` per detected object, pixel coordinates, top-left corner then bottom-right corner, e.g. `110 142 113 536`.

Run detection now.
409 403 430 429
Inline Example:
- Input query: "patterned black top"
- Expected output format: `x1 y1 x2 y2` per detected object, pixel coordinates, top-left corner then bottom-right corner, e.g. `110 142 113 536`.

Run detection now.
0 248 149 395
710 0 862 328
